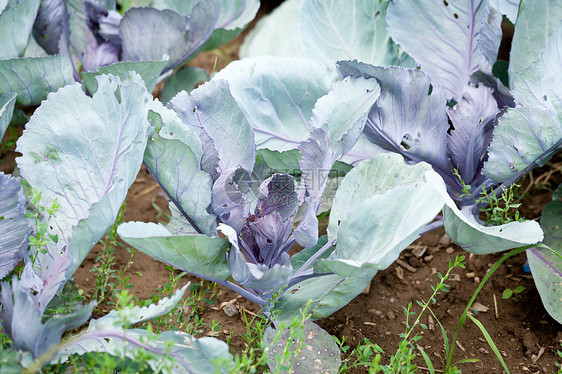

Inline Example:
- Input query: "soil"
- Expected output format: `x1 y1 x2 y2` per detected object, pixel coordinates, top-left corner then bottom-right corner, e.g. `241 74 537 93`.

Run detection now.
1 2 561 373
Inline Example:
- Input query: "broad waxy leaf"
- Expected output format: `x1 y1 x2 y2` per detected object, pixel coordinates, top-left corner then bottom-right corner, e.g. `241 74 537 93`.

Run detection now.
169 79 256 173
274 267 376 320
90 284 188 330
239 0 304 58
0 92 16 140
59 330 232 374
527 185 562 324
508 1 562 87
264 320 341 373
337 62 451 179
144 100 216 235
442 202 543 254
0 173 32 279
294 76 380 247
0 56 74 106
57 284 232 373
120 1 221 71
0 0 40 59
160 66 208 103
387 0 501 100
483 23 562 184
278 154 447 319
324 154 446 271
327 153 442 239
16 73 152 294
81 58 169 93
300 0 398 68
198 0 260 52
212 57 335 151
117 222 231 281
0 269 95 358
489 0 519 23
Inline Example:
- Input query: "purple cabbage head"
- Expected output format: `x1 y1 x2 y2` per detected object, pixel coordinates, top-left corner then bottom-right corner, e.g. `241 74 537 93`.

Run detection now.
216 172 300 293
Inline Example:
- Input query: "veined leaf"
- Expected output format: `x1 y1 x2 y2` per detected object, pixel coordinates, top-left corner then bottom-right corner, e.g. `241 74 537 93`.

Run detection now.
527 185 562 324
387 0 501 100
117 222 231 281
168 79 256 174
16 73 152 302
443 203 543 254
57 284 233 373
0 268 95 358
278 154 446 319
81 58 169 93
144 100 216 235
274 267 377 320
0 173 32 279
120 1 221 71
58 330 232 373
327 153 435 239
300 0 398 68
0 0 40 59
483 23 562 183
212 57 335 152
294 76 380 247
264 320 341 373
0 56 74 106
239 0 304 58
508 0 562 87
337 62 451 182
199 0 260 52
90 284 188 330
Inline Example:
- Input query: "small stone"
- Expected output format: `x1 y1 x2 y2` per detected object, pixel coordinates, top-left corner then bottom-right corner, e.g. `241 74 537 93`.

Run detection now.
478 347 489 354
222 303 238 317
452 274 461 282
445 247 455 254
390 297 396 303
466 272 476 278
423 255 434 263
474 276 481 283
387 311 396 320
439 234 452 246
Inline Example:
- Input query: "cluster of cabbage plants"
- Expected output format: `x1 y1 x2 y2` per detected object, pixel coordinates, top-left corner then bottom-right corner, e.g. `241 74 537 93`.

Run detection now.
0 0 561 372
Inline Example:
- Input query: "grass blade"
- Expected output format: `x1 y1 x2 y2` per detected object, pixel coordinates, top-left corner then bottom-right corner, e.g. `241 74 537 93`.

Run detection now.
468 314 510 373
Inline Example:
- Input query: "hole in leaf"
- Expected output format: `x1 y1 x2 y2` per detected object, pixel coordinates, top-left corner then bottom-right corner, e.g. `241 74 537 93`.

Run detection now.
401 133 413 150
454 13 459 19
375 10 380 16
443 0 449 5
543 95 548 101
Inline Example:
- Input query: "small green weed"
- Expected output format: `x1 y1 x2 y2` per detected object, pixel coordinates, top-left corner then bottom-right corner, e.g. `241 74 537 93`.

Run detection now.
453 169 524 226
502 285 526 301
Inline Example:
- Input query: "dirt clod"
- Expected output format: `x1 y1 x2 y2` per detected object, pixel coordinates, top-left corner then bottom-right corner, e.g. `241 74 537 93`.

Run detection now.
522 330 540 353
